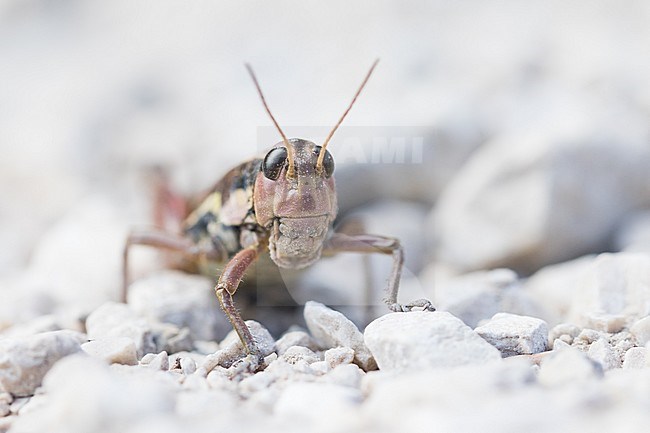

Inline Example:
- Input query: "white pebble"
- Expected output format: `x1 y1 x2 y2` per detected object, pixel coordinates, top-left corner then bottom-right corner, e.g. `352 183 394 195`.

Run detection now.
142 352 169 371
538 348 602 387
81 338 138 365
180 357 197 375
304 301 376 371
279 346 320 365
0 392 11 417
275 331 319 355
85 302 156 357
219 320 276 358
0 330 84 397
582 313 627 333
587 338 619 370
364 311 501 371
622 347 647 369
630 316 650 346
274 382 362 418
475 313 548 356
548 323 581 346
321 363 364 388
324 347 355 370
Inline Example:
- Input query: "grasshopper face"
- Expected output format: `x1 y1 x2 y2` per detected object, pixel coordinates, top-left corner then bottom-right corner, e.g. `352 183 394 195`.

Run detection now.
254 138 337 269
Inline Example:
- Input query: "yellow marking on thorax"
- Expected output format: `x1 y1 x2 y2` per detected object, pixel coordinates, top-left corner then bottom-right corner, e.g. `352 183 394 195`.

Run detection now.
184 192 222 227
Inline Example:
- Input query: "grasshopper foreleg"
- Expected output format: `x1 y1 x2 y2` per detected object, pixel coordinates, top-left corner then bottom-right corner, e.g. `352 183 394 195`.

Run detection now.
323 233 435 313
215 244 266 367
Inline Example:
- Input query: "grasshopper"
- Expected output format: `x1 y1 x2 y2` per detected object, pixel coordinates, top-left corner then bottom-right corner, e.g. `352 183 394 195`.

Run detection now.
123 60 434 366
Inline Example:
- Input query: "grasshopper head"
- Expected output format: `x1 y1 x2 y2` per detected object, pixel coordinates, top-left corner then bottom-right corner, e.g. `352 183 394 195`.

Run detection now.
245 60 378 268
254 138 337 268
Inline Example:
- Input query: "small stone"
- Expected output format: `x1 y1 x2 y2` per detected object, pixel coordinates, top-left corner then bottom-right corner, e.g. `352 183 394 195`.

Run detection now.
0 415 16 431
181 374 208 390
571 253 650 324
10 354 176 433
9 397 30 415
310 361 328 374
324 347 355 370
274 382 362 418
142 351 169 371
582 313 627 333
219 320 275 359
548 323 581 346
0 392 11 417
128 270 231 341
574 328 603 347
180 357 197 375
427 268 533 328
364 311 501 371
280 346 320 365
622 347 647 369
239 371 275 396
321 363 364 388
552 339 571 351
0 330 84 397
275 331 319 355
85 302 156 357
538 348 602 387
587 338 619 370
630 316 650 346
304 301 376 371
81 338 138 365
475 313 548 357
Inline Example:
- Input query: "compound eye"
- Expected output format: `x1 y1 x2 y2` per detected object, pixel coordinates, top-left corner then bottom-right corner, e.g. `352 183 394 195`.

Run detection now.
315 146 334 178
262 147 288 180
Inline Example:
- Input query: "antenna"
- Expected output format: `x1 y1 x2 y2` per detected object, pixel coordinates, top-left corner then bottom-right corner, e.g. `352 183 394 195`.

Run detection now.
245 64 295 177
317 59 379 172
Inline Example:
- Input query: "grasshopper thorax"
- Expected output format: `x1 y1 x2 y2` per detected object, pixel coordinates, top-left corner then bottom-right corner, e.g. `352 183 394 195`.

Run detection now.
254 139 338 269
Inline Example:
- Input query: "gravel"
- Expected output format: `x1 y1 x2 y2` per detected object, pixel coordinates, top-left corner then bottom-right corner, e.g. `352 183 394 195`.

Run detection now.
3 2 650 433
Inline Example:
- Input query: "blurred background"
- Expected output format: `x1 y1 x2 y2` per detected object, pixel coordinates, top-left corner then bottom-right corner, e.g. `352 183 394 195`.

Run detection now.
1 0 650 335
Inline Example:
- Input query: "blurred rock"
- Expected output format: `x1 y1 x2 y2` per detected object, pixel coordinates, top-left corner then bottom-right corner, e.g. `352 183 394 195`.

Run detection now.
274 331 319 355
279 346 320 366
622 347 647 369
324 347 355 370
9 355 176 433
140 351 169 371
538 348 602 387
431 136 650 273
524 255 596 325
304 302 376 371
219 320 275 359
425 267 542 328
364 311 501 371
0 330 85 397
81 338 138 366
86 302 156 358
475 313 548 357
548 323 581 346
0 392 11 417
320 363 363 389
587 338 619 371
274 382 362 419
128 270 230 342
615 210 650 253
28 197 129 309
630 316 650 346
570 253 650 325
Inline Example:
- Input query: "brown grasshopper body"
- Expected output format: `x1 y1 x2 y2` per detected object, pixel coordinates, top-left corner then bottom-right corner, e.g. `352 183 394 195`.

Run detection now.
123 61 434 367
